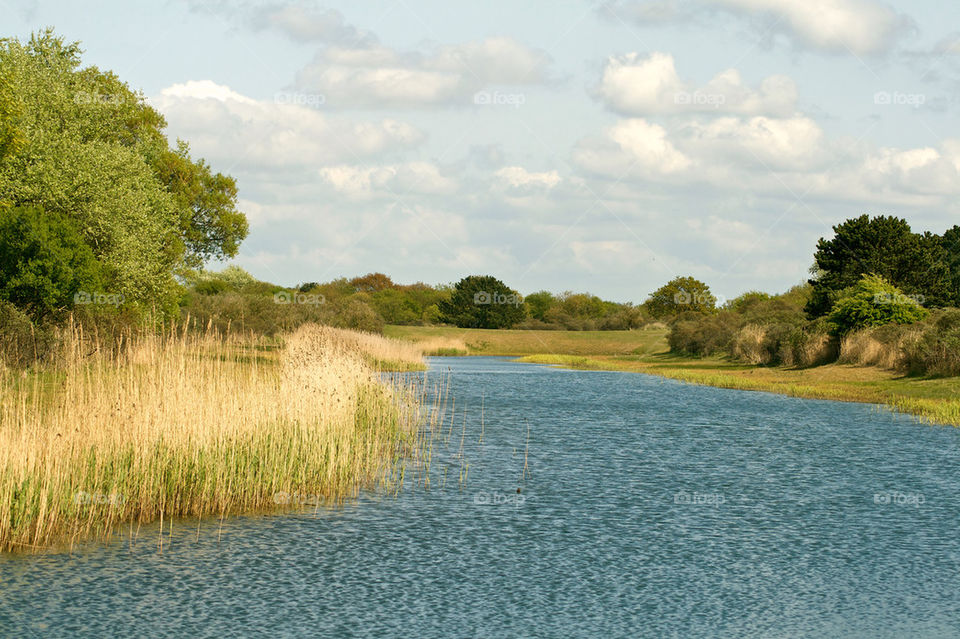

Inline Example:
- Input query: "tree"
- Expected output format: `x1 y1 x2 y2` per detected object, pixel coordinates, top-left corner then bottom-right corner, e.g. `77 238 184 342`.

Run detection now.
439 275 525 328
826 274 928 335
806 215 950 317
941 225 960 306
0 30 247 311
524 290 555 321
349 273 395 293
645 276 716 319
0 206 102 320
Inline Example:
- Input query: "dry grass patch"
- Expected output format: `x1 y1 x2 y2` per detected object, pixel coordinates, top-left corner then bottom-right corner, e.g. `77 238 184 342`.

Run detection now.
0 323 433 552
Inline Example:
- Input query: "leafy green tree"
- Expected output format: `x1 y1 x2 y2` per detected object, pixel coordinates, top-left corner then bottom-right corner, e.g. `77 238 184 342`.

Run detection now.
349 273 395 293
0 30 247 311
559 292 606 319
827 274 928 335
371 288 420 325
0 206 102 320
941 225 960 306
439 275 525 328
524 290 555 321
645 276 716 319
807 215 950 317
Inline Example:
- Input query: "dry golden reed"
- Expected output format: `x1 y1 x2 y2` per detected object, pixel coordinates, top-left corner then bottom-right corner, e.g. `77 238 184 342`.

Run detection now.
0 322 435 552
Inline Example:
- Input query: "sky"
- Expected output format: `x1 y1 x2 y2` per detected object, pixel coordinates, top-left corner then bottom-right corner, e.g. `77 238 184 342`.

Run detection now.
6 0 960 304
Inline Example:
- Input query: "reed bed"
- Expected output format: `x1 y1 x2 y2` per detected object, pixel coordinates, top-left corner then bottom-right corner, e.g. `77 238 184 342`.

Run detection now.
0 322 442 552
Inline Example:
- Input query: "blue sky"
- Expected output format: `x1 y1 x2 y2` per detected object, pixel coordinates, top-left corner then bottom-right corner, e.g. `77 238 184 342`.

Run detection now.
7 0 960 303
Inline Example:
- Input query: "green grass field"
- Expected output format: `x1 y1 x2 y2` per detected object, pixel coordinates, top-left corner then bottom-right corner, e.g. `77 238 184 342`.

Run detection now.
387 325 960 427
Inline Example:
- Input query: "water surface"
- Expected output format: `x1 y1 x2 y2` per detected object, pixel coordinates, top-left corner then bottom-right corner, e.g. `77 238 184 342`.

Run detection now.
2 357 959 637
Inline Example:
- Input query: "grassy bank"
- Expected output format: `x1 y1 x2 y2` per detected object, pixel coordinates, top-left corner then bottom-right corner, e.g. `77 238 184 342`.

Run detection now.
386 325 960 427
0 324 440 552
383 325 668 356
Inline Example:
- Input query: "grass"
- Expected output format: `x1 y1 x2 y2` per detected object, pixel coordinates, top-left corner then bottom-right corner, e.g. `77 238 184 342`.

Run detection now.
0 323 443 553
385 325 960 427
383 325 667 356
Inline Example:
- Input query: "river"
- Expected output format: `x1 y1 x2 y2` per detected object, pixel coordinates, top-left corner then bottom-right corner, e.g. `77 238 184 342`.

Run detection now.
2 356 959 637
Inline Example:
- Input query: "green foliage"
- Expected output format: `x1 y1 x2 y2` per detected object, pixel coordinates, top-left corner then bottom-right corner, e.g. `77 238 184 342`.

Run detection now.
524 291 555 321
807 215 950 316
942 226 960 306
439 275 525 328
668 311 739 355
827 274 928 335
0 30 247 313
645 276 716 319
0 206 102 320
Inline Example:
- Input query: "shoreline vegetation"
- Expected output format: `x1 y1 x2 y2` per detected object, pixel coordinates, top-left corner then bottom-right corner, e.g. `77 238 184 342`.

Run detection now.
0 323 450 553
387 325 960 427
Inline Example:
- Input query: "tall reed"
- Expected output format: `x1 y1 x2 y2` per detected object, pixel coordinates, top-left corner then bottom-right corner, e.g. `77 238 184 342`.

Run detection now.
0 322 435 552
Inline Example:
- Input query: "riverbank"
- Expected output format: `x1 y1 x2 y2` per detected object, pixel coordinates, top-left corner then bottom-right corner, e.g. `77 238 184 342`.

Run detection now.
387 325 960 427
0 324 438 552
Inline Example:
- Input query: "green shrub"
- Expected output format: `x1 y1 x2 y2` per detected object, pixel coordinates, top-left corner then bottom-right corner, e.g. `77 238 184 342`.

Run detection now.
827 274 927 335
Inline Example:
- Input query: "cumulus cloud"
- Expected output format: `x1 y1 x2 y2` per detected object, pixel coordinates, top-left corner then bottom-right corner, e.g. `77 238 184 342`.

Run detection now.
572 109 960 208
294 36 552 108
152 80 424 168
598 51 797 116
677 115 827 171
250 3 374 45
604 0 913 55
709 0 912 55
574 118 692 178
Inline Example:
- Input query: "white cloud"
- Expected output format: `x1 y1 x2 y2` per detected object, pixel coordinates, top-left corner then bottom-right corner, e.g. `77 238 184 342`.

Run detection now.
250 3 373 45
152 81 424 168
605 0 913 55
677 115 827 171
318 162 458 198
706 0 912 54
494 166 562 190
294 36 551 108
598 51 797 116
572 110 960 210
574 118 691 178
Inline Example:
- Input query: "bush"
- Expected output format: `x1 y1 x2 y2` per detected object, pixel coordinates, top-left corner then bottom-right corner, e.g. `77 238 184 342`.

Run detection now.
668 311 739 356
0 206 102 321
901 309 960 376
0 301 57 368
827 274 927 335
